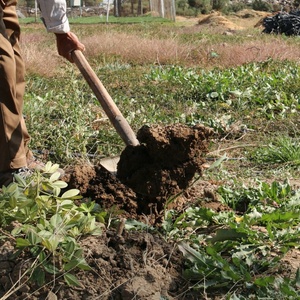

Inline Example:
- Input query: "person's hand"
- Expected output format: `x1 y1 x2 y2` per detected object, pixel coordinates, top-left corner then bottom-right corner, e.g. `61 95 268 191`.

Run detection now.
55 32 85 63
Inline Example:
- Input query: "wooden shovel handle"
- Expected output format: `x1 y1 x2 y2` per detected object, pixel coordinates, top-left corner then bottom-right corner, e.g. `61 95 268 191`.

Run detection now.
71 50 139 147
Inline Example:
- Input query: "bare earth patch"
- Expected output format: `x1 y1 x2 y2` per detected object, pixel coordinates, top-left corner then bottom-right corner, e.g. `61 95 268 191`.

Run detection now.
179 9 273 30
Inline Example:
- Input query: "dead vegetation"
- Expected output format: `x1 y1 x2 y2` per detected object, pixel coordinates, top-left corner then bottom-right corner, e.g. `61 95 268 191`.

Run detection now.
20 10 300 76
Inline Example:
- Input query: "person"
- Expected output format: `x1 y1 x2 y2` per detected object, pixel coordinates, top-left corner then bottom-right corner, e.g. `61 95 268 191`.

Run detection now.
0 0 85 187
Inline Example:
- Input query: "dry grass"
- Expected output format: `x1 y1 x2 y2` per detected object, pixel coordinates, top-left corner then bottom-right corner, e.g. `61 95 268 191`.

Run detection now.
82 32 197 65
20 13 300 76
82 31 300 68
21 32 60 76
205 39 300 68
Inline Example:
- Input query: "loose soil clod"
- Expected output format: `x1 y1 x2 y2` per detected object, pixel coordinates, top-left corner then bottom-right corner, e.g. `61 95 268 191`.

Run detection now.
117 123 213 198
64 123 213 220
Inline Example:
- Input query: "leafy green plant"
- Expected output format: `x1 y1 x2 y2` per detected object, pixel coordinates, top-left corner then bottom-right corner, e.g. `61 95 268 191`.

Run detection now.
0 162 102 288
23 52 300 165
161 179 300 298
145 60 300 121
217 179 294 210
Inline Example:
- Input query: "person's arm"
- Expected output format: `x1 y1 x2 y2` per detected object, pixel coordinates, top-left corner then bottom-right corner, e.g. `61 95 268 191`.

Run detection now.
37 0 85 62
37 0 70 33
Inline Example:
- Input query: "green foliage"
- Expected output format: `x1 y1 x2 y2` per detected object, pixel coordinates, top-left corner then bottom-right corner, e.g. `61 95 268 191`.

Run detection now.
251 136 300 166
146 60 300 123
217 179 294 211
25 0 35 7
0 162 102 287
176 0 196 16
24 69 125 163
223 2 246 13
252 0 272 11
187 0 212 13
163 180 300 298
69 15 170 24
24 59 300 165
19 15 170 25
212 0 229 11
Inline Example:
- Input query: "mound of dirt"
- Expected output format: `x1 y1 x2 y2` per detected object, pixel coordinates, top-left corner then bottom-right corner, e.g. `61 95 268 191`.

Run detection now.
64 123 213 223
63 162 140 219
0 123 219 299
0 120 224 300
195 10 274 31
197 11 244 30
234 9 273 19
117 123 212 197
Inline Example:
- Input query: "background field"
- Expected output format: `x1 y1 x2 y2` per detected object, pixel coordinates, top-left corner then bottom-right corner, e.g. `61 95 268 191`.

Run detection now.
1 11 300 299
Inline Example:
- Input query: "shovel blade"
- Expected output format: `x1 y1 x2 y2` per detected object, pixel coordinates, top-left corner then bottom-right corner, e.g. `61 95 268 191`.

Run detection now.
100 156 120 174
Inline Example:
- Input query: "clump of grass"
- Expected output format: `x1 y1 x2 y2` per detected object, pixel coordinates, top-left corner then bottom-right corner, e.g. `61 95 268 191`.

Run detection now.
20 30 60 76
251 135 300 166
82 32 195 65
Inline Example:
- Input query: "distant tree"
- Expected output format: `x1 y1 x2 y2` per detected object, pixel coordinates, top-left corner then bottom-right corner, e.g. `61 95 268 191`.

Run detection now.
130 0 136 14
188 0 211 14
114 0 122 16
25 0 35 7
177 0 189 11
212 0 228 11
137 0 142 14
252 0 272 11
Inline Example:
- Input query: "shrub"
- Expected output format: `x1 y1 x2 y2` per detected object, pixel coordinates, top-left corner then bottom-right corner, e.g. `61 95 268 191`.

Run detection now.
252 0 272 12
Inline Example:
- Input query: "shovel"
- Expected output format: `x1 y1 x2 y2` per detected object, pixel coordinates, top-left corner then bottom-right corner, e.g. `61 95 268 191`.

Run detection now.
71 50 139 172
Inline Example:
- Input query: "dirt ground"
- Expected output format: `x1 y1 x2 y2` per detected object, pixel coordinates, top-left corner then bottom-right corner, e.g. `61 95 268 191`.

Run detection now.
0 11 297 300
0 229 199 300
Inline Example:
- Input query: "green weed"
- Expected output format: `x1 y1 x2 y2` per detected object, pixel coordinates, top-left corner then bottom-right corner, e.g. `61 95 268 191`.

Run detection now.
251 136 300 166
0 162 102 288
162 180 300 298
23 59 300 165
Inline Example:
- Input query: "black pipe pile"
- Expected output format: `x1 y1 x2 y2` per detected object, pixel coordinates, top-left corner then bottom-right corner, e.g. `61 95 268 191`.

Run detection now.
263 11 300 35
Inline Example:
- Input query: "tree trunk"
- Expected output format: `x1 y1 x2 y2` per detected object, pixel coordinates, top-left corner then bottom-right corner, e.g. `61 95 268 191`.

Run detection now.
137 0 142 15
114 0 119 16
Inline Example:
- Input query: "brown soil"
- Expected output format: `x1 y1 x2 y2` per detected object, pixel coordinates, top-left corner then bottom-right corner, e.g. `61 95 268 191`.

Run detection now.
65 123 213 224
0 230 196 300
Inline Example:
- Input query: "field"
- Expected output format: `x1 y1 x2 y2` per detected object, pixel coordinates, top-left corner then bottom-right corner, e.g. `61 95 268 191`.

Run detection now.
1 10 300 299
